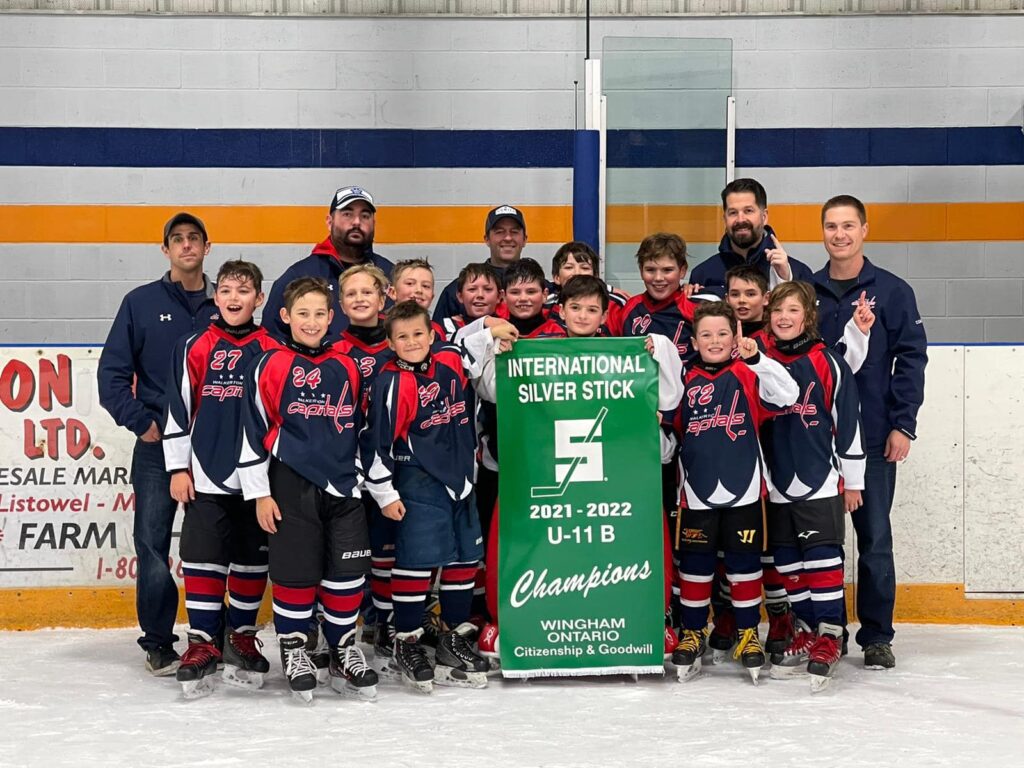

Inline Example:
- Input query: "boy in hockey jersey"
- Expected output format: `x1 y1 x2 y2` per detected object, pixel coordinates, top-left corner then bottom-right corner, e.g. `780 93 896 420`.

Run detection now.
362 301 516 692
502 258 566 338
546 242 629 324
763 281 865 691
440 262 504 339
609 233 700 364
163 259 278 698
725 265 771 346
388 258 450 341
239 276 377 703
668 301 798 684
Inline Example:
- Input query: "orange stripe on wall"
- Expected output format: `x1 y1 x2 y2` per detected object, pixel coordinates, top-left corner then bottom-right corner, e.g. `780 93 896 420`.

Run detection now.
0 203 1021 244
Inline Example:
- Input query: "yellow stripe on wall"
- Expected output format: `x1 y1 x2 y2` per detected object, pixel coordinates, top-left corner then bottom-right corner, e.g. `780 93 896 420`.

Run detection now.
0 584 1019 631
0 203 1021 245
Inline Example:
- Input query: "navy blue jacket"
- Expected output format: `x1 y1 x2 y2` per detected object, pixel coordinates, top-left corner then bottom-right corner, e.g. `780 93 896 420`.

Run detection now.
98 273 218 437
263 237 393 342
813 258 927 453
689 225 814 297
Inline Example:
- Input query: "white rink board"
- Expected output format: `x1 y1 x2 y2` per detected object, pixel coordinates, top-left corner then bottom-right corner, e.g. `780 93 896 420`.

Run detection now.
1 345 1022 595
964 346 1024 592
0 347 179 589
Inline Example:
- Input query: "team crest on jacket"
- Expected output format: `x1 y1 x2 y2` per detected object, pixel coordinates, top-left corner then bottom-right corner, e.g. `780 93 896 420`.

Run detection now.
418 381 441 406
686 389 748 442
780 382 820 428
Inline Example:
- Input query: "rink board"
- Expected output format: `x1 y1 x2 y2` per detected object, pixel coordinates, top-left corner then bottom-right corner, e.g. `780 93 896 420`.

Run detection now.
1 344 1022 628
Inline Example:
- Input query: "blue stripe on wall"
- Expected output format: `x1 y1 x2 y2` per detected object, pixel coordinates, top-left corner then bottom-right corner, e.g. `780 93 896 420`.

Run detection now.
0 127 1020 168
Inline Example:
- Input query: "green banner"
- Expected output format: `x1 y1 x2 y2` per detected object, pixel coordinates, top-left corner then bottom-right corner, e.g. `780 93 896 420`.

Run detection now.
496 337 665 678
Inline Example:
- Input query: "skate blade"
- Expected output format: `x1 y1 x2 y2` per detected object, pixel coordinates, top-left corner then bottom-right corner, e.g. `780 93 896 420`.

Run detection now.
433 665 488 689
221 666 265 691
674 657 702 683
330 676 378 701
710 648 731 665
810 673 833 693
290 689 315 705
370 656 404 684
180 677 215 700
314 667 330 686
402 676 434 695
747 667 761 686
769 663 809 680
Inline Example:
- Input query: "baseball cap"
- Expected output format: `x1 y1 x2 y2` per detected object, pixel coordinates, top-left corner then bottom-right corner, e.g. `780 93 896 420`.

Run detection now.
484 205 527 237
163 212 207 245
330 186 376 213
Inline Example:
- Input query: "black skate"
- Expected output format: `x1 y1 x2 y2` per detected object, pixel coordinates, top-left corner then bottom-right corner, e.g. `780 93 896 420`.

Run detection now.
304 622 330 686
279 632 318 704
434 622 489 689
222 629 269 690
765 602 794 655
733 627 766 686
394 628 434 694
707 610 737 665
371 618 403 684
808 622 843 693
330 638 379 700
672 628 708 682
176 632 221 699
769 618 815 680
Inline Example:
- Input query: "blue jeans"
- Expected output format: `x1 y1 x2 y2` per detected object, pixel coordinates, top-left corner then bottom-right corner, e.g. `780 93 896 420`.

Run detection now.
130 440 180 651
851 453 897 648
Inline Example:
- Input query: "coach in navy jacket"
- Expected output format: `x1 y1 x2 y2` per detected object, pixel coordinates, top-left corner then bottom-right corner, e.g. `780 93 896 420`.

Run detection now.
263 186 393 341
814 195 927 670
689 178 813 296
98 212 218 675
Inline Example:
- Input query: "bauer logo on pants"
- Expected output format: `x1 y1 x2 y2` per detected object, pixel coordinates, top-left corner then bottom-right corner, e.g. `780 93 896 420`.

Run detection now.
530 406 608 499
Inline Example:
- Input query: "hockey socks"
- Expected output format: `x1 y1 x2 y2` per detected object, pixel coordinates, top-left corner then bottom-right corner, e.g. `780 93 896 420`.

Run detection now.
318 576 365 648
272 584 317 637
773 545 815 627
678 550 716 630
725 550 764 630
370 556 395 617
392 568 433 634
227 562 268 632
802 545 845 626
761 553 788 612
439 562 478 628
182 561 229 639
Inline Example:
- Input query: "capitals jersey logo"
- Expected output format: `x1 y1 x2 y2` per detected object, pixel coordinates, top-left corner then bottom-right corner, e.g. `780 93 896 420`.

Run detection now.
780 382 820 428
631 315 652 335
358 357 376 379
418 382 441 406
292 366 322 390
686 389 748 442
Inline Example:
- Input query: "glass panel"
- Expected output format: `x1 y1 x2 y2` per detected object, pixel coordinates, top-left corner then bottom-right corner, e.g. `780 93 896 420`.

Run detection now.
602 37 733 295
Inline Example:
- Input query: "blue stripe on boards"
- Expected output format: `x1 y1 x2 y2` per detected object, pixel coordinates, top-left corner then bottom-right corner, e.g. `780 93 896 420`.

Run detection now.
0 127 1020 168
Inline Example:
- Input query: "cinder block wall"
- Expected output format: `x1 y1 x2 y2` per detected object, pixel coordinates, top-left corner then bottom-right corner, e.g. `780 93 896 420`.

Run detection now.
0 13 1022 342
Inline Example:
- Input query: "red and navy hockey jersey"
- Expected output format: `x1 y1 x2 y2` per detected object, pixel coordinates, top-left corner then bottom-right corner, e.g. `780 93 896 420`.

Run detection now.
363 346 484 508
765 336 865 502
163 323 279 494
609 289 700 364
669 354 798 510
239 341 365 500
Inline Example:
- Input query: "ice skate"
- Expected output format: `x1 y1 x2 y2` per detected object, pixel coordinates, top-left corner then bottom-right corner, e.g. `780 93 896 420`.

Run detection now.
434 622 489 689
370 619 403 684
221 629 269 690
279 632 318 704
476 622 502 675
330 639 379 700
663 625 679 663
394 628 434 694
708 610 737 665
769 619 816 680
808 622 843 693
304 622 331 686
176 632 221 700
733 627 766 685
671 628 708 682
765 602 794 655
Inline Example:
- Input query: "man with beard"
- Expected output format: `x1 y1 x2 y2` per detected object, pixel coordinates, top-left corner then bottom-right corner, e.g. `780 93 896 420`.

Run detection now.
690 178 813 297
263 186 394 341
432 205 528 321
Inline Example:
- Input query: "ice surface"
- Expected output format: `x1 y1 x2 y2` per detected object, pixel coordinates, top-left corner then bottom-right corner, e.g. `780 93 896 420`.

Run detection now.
3 624 1023 768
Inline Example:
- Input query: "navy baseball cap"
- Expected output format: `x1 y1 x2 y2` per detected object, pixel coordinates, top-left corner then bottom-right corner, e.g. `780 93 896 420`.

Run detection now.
163 212 208 245
330 186 376 213
485 205 527 236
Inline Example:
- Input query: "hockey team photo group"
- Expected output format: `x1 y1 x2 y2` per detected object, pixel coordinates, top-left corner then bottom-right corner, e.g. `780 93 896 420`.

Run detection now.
89 177 928 703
